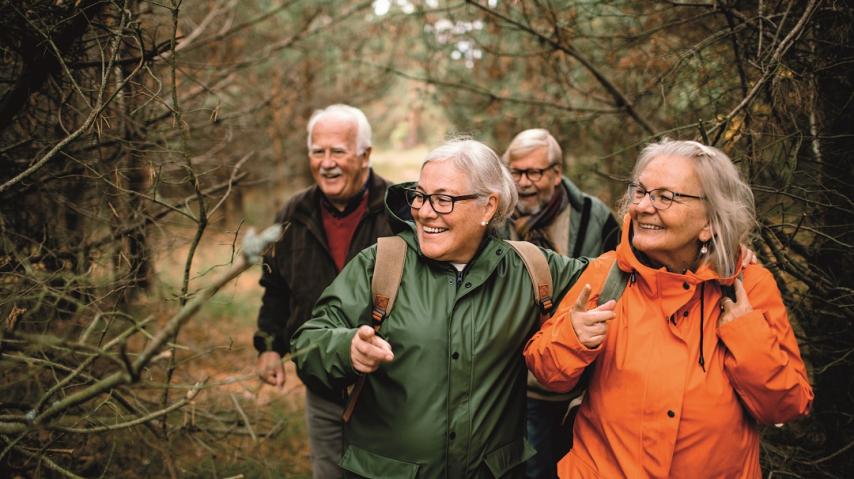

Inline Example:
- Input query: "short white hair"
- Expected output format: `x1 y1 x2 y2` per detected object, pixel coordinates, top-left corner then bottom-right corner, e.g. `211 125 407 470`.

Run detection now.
501 128 565 169
621 139 756 277
306 104 372 155
422 137 517 228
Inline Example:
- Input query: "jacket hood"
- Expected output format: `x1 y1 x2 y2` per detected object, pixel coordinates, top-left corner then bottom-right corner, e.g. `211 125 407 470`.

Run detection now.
615 214 744 296
385 181 418 236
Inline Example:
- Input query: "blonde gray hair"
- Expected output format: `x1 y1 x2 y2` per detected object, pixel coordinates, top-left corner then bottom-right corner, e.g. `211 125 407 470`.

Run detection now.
622 139 755 277
501 128 565 169
422 137 518 228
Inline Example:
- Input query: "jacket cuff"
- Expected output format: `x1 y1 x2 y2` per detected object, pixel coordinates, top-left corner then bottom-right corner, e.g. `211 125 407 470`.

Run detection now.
551 315 603 364
253 330 289 356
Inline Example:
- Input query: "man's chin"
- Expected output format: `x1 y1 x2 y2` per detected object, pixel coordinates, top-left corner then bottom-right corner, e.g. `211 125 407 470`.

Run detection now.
516 202 542 216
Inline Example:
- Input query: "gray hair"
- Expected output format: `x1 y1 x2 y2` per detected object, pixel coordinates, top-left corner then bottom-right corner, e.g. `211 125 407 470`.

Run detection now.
306 104 372 156
422 137 518 228
621 139 755 277
501 128 565 169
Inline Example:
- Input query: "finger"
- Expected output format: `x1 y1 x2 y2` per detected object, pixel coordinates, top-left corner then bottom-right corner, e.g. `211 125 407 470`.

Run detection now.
719 297 734 313
734 278 748 303
581 310 616 326
573 284 592 312
274 368 285 389
357 325 376 340
361 342 394 362
593 299 616 312
370 336 394 354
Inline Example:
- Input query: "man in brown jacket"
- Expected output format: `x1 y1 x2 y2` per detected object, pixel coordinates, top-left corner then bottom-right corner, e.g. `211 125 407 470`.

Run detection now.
253 104 393 478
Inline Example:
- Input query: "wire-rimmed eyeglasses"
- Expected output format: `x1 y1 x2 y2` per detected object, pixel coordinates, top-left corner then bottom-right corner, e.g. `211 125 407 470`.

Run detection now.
628 182 705 210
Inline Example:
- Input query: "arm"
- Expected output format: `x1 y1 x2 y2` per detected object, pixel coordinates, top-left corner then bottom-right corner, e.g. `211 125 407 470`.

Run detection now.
525 254 610 392
254 246 290 387
290 247 378 393
717 266 814 424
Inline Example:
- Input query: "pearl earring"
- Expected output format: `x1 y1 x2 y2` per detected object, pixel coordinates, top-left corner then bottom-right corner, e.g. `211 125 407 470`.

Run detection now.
700 242 709 255
480 220 488 226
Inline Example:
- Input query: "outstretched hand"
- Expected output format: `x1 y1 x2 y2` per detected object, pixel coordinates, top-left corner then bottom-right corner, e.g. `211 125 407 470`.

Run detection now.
719 279 753 327
351 325 394 374
570 284 617 349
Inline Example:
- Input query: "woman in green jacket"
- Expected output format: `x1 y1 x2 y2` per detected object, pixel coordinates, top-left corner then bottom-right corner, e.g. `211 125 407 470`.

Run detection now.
291 138 588 478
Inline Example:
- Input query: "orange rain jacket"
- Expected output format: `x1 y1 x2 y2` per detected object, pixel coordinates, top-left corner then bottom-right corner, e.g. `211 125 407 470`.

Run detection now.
524 216 813 478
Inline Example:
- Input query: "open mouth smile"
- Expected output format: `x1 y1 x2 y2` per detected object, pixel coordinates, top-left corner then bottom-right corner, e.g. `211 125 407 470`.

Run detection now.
422 226 448 234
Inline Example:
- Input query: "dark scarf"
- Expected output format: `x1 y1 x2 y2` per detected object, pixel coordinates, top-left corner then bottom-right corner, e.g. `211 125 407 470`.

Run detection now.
319 171 372 218
512 184 569 251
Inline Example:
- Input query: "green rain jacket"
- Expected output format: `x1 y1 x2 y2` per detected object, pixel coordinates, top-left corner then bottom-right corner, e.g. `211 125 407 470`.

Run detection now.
291 183 588 479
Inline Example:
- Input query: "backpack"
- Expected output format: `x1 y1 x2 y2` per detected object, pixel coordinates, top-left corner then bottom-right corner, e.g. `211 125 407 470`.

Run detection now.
342 236 555 422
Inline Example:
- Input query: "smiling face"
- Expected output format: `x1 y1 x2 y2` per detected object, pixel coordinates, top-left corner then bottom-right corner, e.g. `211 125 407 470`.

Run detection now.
308 114 370 210
509 146 561 216
413 160 498 263
629 155 712 272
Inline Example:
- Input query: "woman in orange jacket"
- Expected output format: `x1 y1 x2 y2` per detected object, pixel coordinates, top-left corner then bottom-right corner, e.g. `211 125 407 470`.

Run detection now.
524 139 813 478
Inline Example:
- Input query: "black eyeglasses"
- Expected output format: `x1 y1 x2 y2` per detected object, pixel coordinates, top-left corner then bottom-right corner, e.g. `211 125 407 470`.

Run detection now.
404 188 481 214
628 182 705 210
509 163 558 182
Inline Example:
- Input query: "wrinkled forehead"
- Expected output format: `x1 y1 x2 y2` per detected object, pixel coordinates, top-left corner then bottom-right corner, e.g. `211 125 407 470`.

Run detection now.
636 155 702 192
417 158 472 194
508 145 551 168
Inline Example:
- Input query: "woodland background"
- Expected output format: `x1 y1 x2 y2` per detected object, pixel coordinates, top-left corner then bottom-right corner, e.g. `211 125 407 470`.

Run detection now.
0 0 852 477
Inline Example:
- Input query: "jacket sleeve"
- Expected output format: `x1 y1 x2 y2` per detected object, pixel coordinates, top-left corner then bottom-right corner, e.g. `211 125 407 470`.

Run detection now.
290 246 376 393
253 243 291 355
717 265 814 424
524 253 601 393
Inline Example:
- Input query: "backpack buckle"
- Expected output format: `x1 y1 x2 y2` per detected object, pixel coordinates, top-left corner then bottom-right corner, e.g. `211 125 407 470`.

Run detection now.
371 305 387 325
539 295 553 312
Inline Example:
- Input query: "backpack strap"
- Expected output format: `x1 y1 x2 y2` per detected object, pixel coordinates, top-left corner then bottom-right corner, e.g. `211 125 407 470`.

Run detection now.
369 236 407 327
507 240 554 324
597 259 630 306
342 236 407 423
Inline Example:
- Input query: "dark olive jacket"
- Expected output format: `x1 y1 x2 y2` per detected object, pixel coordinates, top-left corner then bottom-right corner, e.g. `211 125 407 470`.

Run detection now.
253 171 393 357
291 183 589 478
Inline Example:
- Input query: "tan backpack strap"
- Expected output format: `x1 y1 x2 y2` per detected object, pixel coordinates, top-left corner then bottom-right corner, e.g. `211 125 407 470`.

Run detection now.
507 241 554 323
342 236 407 423
370 236 407 326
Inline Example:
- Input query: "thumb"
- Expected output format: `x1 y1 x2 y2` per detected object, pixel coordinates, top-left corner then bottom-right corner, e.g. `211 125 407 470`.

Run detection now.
596 299 617 312
734 278 747 303
357 325 375 340
275 369 285 389
573 284 592 312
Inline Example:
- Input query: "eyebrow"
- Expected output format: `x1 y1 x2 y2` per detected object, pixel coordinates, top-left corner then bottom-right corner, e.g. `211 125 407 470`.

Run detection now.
415 185 453 194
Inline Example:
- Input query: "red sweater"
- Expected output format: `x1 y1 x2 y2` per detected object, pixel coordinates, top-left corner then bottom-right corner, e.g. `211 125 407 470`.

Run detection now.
321 192 368 271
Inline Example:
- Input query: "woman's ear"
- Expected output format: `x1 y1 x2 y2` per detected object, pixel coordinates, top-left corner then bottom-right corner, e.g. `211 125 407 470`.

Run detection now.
698 221 714 243
482 194 499 224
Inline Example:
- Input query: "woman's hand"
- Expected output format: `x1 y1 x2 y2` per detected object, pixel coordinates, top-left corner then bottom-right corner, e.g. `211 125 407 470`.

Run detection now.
719 279 753 327
570 284 617 349
351 325 394 373
740 245 759 267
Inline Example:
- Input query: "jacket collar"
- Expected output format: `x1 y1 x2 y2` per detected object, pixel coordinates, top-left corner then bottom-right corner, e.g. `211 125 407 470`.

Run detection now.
615 214 743 299
292 168 387 240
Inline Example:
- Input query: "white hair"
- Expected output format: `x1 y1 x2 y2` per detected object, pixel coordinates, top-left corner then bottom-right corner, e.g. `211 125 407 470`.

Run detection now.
422 137 518 228
621 139 756 277
501 128 565 169
306 104 372 156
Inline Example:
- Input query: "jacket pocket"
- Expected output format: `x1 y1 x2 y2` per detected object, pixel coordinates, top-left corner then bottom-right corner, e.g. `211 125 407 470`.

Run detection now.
484 438 536 478
339 444 420 479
